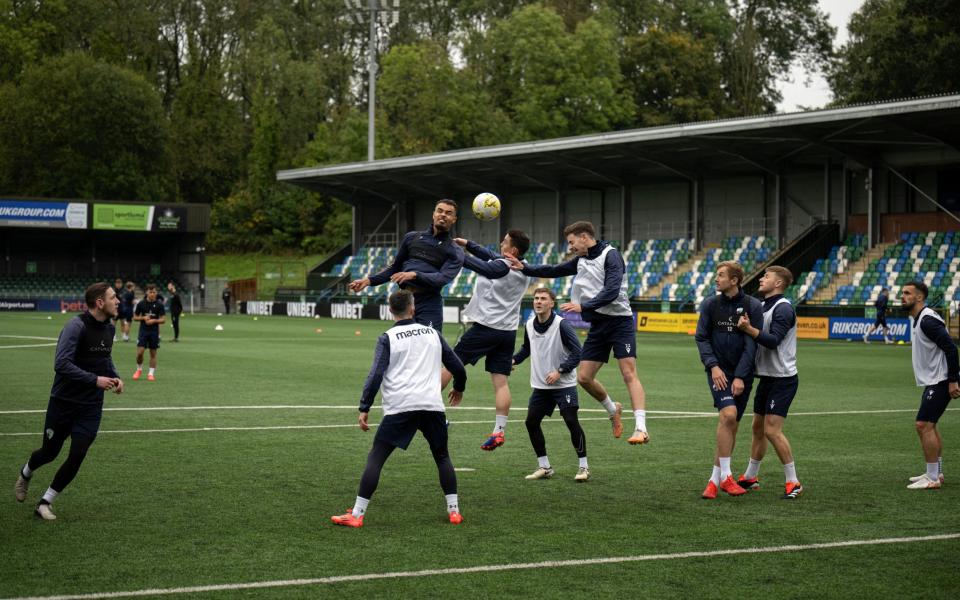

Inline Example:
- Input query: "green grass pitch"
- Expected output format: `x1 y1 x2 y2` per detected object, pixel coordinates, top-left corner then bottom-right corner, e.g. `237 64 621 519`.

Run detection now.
0 311 958 598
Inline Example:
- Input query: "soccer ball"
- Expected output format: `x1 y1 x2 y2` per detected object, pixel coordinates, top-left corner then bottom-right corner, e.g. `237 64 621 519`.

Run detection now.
472 193 501 221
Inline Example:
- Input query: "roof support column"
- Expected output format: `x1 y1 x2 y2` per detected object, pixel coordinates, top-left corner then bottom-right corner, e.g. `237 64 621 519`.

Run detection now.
556 188 566 246
352 206 361 253
841 165 849 238
690 178 703 251
867 167 878 247
621 184 632 247
775 174 787 248
824 158 833 223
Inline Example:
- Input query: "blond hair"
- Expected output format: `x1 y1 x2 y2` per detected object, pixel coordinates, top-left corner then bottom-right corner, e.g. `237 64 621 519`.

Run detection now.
716 261 745 287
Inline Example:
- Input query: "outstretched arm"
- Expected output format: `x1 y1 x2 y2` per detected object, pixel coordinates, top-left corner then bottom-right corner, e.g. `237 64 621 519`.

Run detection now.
359 334 391 412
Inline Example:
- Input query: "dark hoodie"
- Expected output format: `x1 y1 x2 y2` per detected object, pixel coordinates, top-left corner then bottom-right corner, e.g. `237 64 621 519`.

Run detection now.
695 288 763 380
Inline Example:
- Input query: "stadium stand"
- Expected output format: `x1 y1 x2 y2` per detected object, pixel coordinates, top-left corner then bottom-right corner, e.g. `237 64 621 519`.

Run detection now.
784 234 867 304
825 231 959 307
657 236 775 305
0 274 184 300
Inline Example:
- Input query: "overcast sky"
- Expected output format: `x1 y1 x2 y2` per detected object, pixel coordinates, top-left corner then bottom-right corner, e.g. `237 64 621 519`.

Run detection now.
775 0 865 112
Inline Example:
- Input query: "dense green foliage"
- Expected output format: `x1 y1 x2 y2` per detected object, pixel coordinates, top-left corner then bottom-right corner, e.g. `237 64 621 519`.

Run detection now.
1 313 959 597
830 0 960 104
0 1 953 253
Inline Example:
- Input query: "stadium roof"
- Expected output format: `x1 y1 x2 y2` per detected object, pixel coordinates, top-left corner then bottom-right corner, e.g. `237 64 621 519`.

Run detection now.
278 94 960 205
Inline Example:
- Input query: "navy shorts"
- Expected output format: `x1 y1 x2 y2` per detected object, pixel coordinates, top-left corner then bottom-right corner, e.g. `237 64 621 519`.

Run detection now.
581 316 636 363
413 294 444 333
873 316 888 328
374 410 448 450
753 375 799 418
138 330 160 349
917 381 952 423
43 397 103 442
529 386 579 417
454 323 516 376
707 371 753 422
119 308 133 323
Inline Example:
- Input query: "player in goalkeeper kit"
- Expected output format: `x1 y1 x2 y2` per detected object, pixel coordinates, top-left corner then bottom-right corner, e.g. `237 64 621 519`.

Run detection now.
332 290 467 528
14 282 124 520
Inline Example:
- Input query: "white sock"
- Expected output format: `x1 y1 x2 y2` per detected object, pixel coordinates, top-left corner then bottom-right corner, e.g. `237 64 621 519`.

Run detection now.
579 457 588 469
494 415 507 434
352 496 369 517
537 456 550 469
123 334 129 341
633 410 646 432
42 487 58 504
445 493 459 514
148 368 155 376
135 366 142 372
743 458 762 479
926 462 940 482
719 457 732 479
600 397 617 415
784 461 798 483
21 463 32 479
710 465 721 485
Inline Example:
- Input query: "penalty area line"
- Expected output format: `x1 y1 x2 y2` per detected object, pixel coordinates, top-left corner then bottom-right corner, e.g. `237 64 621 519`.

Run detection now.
6 533 959 600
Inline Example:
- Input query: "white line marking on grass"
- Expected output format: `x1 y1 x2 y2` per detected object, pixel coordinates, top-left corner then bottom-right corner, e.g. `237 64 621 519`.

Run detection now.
6 534 958 600
0 343 57 349
0 418 617 437
1 407 955 437
0 335 58 340
0 406 715 415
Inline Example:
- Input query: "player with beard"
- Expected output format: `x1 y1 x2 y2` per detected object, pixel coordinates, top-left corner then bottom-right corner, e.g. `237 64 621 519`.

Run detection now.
349 200 464 332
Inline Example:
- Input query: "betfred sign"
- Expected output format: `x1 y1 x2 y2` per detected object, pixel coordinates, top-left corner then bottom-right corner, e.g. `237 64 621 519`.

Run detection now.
828 317 911 342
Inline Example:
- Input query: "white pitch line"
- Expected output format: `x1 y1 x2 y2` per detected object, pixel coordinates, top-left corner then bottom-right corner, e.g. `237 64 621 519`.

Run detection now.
0 418 616 437
0 343 57 349
5 533 958 600
0 406 714 416
0 335 58 340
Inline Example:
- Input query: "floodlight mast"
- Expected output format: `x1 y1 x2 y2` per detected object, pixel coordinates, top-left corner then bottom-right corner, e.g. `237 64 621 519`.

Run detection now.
345 0 400 162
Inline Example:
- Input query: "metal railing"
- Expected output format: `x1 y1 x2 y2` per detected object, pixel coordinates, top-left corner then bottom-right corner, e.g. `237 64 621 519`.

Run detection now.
631 220 692 240
362 232 398 248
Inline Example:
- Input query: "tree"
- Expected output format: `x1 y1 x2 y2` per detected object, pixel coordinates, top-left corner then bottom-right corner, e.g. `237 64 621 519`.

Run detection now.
830 0 960 104
0 53 171 201
722 0 835 114
481 4 634 140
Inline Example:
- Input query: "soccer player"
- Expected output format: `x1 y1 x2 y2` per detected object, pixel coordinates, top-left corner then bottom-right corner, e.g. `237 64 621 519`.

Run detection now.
695 261 763 499
111 278 124 340
348 199 464 332
507 221 642 443
512 287 589 481
132 284 165 381
118 281 136 342
863 287 892 344
900 281 960 489
167 282 183 342
441 230 531 450
735 266 804 499
13 282 124 520
331 290 467 528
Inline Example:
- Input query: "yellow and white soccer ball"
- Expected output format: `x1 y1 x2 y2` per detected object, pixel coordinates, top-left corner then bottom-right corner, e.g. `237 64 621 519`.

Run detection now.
472 192 501 221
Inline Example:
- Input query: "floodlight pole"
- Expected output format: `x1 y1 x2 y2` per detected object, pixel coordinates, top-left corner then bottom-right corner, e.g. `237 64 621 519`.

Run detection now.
367 0 377 162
